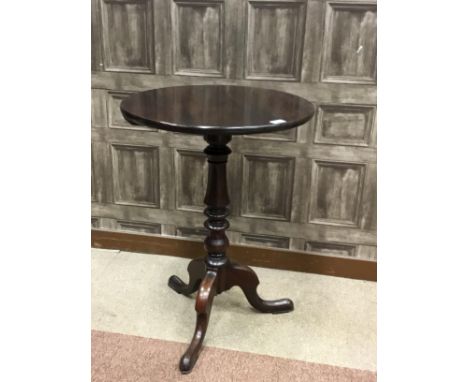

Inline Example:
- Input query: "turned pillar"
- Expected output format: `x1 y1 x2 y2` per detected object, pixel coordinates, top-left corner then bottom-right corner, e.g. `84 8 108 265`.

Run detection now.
203 134 232 268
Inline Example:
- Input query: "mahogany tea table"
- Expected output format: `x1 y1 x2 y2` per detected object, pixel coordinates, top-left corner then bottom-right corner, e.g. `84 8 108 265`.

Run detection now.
120 85 315 373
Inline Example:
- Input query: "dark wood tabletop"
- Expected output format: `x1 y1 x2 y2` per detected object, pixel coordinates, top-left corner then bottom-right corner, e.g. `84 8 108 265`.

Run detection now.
120 85 314 135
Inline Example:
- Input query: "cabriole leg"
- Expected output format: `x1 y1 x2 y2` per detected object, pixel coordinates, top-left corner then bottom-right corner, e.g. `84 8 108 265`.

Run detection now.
168 257 206 296
179 270 218 373
224 262 294 314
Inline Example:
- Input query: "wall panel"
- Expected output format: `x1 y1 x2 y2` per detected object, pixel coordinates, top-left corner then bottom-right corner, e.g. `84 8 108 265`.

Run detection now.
172 0 224 76
91 0 377 261
111 144 160 206
240 233 290 249
175 149 208 211
314 104 375 147
304 240 356 257
241 155 295 221
309 160 365 227
321 2 377 83
117 220 162 234
100 0 154 73
246 1 306 81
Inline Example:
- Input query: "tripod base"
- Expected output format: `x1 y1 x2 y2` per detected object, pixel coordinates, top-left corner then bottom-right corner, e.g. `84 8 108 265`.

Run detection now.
168 257 294 373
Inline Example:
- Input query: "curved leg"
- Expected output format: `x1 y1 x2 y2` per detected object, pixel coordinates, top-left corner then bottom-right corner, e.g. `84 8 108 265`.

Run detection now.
168 257 206 296
225 262 294 314
179 270 217 374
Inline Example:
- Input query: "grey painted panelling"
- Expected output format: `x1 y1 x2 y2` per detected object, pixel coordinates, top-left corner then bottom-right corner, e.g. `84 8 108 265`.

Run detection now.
91 0 377 260
309 160 365 227
107 91 135 128
91 72 378 107
176 226 208 240
91 217 100 229
175 149 208 211
241 155 295 221
360 163 377 231
240 233 290 249
111 144 160 207
356 244 377 261
172 1 224 76
314 104 375 147
321 2 377 84
100 0 154 73
246 1 306 81
116 220 162 234
92 202 377 245
92 141 113 203
304 241 356 258
92 89 107 128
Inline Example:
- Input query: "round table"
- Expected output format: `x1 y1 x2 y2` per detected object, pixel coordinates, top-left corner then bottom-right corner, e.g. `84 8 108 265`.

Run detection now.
121 85 315 373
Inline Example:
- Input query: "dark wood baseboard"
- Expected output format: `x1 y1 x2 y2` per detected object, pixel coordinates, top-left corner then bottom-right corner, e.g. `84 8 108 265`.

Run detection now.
91 229 376 282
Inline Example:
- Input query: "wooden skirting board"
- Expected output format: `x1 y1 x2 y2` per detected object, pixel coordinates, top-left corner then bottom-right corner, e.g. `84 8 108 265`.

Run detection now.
91 229 377 282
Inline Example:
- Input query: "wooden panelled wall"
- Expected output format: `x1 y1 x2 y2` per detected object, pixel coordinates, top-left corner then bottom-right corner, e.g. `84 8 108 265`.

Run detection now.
91 0 377 261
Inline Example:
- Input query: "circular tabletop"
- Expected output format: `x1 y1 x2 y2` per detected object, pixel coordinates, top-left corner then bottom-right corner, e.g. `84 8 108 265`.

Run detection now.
120 85 315 135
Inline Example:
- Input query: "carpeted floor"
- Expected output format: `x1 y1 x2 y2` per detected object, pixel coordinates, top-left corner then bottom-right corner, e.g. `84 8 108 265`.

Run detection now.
92 330 376 382
91 249 376 381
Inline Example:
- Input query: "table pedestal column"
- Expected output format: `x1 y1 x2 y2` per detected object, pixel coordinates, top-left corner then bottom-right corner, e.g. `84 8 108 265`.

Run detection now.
168 134 294 374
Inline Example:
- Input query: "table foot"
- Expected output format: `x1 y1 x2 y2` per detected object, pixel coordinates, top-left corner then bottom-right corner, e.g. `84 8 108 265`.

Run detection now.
225 262 294 314
168 257 206 296
179 270 217 374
